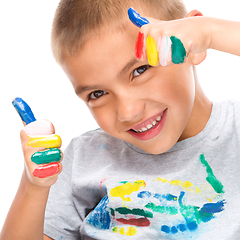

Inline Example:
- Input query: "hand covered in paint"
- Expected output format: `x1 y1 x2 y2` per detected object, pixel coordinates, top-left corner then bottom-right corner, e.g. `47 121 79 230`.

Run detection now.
12 98 63 187
128 7 209 67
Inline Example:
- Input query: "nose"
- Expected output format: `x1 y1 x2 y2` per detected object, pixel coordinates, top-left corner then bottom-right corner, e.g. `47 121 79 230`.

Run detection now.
116 90 145 122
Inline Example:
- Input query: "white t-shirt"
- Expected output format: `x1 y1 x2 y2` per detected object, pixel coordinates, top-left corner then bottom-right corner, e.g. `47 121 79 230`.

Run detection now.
44 101 240 240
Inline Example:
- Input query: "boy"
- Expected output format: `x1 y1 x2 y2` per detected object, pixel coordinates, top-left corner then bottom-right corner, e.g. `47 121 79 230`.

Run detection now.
1 0 240 239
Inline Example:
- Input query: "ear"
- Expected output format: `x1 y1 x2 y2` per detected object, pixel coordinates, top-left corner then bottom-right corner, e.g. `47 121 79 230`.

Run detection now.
187 10 207 65
187 10 203 17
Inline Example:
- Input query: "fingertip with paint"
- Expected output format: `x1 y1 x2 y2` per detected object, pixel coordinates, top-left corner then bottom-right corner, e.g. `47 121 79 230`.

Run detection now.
128 7 149 28
12 97 36 125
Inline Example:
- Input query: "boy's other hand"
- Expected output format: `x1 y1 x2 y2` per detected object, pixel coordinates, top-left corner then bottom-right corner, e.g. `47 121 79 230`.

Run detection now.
128 7 209 67
13 98 63 188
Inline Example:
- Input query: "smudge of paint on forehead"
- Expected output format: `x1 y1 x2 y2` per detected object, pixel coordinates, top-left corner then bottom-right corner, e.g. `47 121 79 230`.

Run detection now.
12 97 36 125
110 180 146 202
200 154 224 194
27 134 61 148
128 7 150 28
31 148 62 165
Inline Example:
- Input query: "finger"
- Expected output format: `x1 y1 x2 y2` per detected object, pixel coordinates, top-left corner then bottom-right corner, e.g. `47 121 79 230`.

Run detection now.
31 148 62 165
27 134 62 148
32 162 61 178
12 97 36 125
128 7 150 28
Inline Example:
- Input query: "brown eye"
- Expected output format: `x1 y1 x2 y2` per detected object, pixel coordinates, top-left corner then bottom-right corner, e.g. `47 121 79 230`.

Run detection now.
89 90 107 100
133 65 150 78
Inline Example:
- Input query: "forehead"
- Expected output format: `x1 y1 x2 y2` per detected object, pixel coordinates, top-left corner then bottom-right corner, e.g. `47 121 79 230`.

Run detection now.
61 23 139 90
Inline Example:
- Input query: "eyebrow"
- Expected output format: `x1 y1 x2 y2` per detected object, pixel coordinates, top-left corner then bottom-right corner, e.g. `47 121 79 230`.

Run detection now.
118 58 138 78
76 58 138 95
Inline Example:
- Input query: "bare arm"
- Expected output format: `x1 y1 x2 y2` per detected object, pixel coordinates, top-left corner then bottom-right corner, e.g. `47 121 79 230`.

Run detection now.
0 99 62 240
0 170 50 240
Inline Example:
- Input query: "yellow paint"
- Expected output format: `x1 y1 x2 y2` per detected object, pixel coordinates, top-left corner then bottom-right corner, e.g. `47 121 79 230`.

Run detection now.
170 180 182 186
119 227 125 235
154 177 168 183
27 134 61 148
112 227 118 233
110 180 146 202
146 35 159 66
182 181 193 189
196 187 202 194
126 227 137 236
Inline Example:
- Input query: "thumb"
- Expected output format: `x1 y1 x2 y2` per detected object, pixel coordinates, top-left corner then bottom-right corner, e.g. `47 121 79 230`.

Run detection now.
12 97 36 126
128 7 150 28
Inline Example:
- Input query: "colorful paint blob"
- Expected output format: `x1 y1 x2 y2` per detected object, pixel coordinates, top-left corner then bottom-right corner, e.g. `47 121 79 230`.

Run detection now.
86 154 226 238
31 148 62 165
146 35 159 66
12 97 36 125
27 134 61 148
128 7 149 28
110 180 146 201
170 36 186 64
33 162 60 178
135 32 145 60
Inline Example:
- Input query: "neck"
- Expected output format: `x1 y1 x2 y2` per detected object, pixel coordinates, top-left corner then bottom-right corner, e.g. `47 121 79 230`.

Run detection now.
179 67 212 141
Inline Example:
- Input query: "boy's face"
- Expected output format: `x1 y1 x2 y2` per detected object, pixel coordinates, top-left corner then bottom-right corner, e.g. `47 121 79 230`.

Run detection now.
62 22 202 154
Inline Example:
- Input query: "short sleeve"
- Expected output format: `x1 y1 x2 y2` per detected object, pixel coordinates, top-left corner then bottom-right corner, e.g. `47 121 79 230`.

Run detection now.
44 139 81 240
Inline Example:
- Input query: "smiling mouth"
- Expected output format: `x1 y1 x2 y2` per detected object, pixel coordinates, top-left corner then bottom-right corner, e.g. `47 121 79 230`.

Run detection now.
131 115 162 133
127 110 167 141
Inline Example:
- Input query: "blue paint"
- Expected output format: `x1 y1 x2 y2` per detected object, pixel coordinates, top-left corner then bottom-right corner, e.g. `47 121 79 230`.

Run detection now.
12 97 36 125
161 225 171 234
86 195 111 230
138 191 177 203
137 191 151 198
171 226 178 234
128 7 149 28
200 200 225 214
178 224 187 232
186 221 198 231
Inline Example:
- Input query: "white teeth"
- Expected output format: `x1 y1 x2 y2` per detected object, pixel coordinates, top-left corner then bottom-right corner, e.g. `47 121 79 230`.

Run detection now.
147 124 153 129
132 115 162 133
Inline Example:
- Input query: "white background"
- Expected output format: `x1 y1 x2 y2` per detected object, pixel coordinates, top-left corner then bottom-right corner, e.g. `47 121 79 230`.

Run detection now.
0 0 240 231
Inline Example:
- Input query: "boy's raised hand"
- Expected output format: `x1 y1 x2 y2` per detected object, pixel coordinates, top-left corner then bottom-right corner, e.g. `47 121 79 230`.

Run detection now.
128 7 209 67
12 98 62 187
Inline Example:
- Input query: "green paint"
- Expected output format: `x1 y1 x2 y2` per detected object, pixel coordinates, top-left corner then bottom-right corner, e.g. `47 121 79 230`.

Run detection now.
145 203 178 215
115 207 153 218
31 148 62 164
170 36 186 64
200 154 224 194
112 227 118 233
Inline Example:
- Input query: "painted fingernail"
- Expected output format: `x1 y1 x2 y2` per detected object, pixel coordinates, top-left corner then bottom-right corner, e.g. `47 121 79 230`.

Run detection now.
128 7 149 28
12 97 36 125
27 134 61 148
158 36 172 66
170 36 186 64
31 148 62 165
33 162 60 178
147 35 159 66
135 32 145 59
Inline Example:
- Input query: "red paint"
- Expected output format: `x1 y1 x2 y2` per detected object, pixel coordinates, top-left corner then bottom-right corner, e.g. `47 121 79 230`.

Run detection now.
116 217 150 227
135 32 145 59
33 163 60 178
